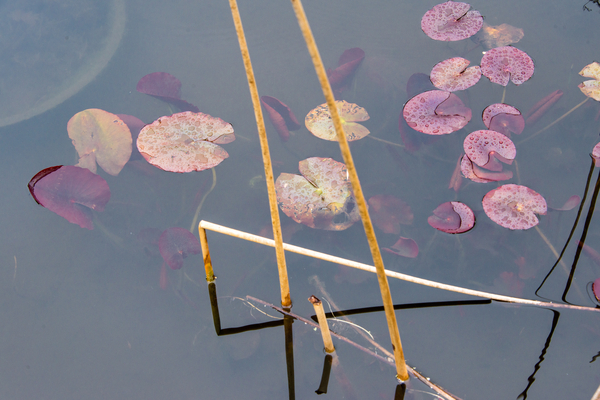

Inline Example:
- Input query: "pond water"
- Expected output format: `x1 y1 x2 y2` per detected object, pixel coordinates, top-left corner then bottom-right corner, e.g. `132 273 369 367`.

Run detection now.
2 0 600 399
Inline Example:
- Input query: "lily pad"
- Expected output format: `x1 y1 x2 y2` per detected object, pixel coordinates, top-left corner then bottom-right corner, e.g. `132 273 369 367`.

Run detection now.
137 111 235 172
579 62 600 101
383 237 419 258
260 96 301 142
463 130 516 169
421 1 483 41
28 165 110 230
430 57 481 92
403 90 471 135
482 104 524 136
368 195 413 234
136 72 199 112
305 100 370 141
428 201 475 234
473 23 524 49
482 184 547 230
275 157 360 230
328 48 365 94
480 46 534 86
68 109 132 176
158 227 201 270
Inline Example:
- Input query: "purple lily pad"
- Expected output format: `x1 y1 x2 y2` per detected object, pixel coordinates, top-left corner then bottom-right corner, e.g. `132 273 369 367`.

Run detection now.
158 227 201 270
403 90 472 135
430 57 481 92
421 1 483 41
328 48 365 94
383 237 419 258
482 104 525 137
28 165 110 230
136 72 199 112
260 96 301 142
480 46 534 86
482 184 547 230
428 201 475 234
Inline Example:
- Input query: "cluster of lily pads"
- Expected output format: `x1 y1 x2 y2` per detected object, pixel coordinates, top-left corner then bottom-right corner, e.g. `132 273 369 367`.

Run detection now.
27 72 236 286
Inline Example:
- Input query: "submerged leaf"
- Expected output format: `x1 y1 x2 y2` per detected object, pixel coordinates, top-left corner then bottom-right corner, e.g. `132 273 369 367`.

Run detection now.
158 227 201 270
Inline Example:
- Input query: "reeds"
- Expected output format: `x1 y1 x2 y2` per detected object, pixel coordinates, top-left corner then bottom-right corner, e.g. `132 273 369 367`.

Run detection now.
228 0 291 307
289 0 408 381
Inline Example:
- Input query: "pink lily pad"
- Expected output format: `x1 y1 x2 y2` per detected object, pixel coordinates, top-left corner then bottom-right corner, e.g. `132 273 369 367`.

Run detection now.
461 154 513 183
482 184 547 230
428 201 475 234
593 141 600 166
136 72 199 112
275 157 360 231
368 195 413 234
158 227 201 270
137 111 235 173
383 237 419 258
482 104 525 136
260 96 301 142
421 1 483 41
328 48 365 94
525 90 563 126
403 90 472 135
480 46 535 86
28 165 110 230
430 57 481 92
305 101 370 141
68 109 132 176
463 130 516 169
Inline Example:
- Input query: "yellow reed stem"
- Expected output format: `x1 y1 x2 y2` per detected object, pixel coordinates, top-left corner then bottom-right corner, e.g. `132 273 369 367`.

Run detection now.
309 295 335 353
291 0 408 380
198 226 215 282
228 0 291 307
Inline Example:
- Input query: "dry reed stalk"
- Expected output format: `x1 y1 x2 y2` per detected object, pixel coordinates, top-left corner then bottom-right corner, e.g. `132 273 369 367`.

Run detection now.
200 220 600 313
288 0 408 381
198 226 215 282
228 0 291 307
309 295 335 353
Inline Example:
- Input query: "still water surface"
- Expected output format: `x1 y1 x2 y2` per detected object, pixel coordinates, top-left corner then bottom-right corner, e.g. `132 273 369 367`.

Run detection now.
1 0 600 399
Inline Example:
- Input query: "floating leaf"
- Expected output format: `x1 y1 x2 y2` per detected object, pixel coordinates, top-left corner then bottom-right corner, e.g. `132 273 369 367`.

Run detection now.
383 237 419 258
403 90 471 135
158 227 201 270
28 165 110 230
260 96 301 142
305 101 370 141
460 154 513 183
482 184 547 230
593 141 600 166
480 46 534 86
482 104 524 136
463 130 516 169
137 111 235 172
275 157 360 231
430 57 481 92
525 90 563 126
579 62 600 101
368 195 413 234
421 1 483 41
473 23 524 49
428 201 475 234
136 72 199 112
68 109 132 176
